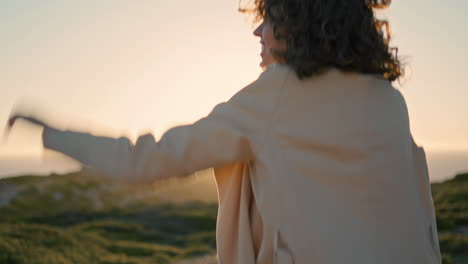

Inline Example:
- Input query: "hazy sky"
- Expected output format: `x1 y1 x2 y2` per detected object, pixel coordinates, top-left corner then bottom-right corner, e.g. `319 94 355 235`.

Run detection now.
1 0 468 158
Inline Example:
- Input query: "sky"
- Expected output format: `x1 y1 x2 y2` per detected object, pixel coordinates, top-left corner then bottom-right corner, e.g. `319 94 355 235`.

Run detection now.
1 0 468 161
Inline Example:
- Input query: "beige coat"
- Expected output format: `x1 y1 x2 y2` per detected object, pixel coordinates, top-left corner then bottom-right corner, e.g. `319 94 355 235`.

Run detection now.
43 64 441 264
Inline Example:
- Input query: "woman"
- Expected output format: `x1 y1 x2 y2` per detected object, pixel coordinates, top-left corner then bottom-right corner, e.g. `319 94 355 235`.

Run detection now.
8 0 441 263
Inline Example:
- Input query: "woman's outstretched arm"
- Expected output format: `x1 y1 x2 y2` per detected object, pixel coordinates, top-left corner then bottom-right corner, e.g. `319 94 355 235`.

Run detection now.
7 98 260 184
7 65 288 184
36 100 257 184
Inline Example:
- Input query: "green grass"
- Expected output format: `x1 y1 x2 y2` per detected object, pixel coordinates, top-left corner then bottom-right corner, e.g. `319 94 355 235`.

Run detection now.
0 170 218 264
0 170 467 263
431 173 468 264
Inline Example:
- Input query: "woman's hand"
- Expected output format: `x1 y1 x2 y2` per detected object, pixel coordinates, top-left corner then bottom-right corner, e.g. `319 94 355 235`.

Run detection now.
4 114 52 143
7 114 50 129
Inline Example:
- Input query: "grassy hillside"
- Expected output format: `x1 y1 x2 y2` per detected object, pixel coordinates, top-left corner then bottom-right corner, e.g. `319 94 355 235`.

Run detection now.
0 169 467 264
0 170 218 264
431 173 468 264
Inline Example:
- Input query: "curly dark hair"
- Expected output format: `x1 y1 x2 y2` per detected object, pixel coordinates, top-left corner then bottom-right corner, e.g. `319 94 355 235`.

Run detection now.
239 0 403 81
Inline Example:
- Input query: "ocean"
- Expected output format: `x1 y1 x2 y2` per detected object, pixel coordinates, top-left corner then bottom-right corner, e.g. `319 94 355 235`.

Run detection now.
0 151 467 183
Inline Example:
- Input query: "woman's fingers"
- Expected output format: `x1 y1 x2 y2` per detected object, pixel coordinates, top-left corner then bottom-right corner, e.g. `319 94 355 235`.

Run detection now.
8 116 17 127
7 114 49 128
4 114 52 144
22 116 48 127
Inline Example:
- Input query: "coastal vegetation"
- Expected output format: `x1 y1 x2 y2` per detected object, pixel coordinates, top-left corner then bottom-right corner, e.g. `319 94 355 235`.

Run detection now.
0 170 466 263
432 173 468 264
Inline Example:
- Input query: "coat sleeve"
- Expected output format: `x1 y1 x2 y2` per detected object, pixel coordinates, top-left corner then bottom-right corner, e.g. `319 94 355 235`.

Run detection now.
42 65 290 183
43 100 258 183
